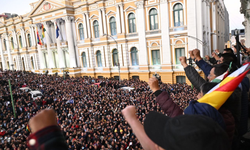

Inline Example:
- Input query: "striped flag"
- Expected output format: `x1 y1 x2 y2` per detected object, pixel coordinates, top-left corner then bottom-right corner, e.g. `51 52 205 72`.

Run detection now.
198 63 250 110
41 24 46 39
36 29 42 45
26 124 31 132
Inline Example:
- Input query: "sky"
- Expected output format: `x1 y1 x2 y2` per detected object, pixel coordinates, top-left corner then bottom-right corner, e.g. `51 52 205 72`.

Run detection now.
0 0 245 32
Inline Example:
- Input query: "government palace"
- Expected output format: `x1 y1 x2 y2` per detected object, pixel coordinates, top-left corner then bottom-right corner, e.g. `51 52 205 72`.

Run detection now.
0 0 229 84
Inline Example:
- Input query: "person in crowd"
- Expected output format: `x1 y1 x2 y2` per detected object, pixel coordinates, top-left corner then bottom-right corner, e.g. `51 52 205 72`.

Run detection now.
0 70 198 149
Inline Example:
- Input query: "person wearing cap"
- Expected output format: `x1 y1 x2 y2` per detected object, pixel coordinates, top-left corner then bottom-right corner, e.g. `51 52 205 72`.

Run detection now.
122 105 230 150
144 111 230 150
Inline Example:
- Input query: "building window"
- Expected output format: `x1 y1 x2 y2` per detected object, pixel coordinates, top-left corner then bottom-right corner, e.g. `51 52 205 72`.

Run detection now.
11 37 14 49
93 20 99 38
132 76 139 80
110 17 117 36
112 49 119 66
176 76 186 83
149 8 158 30
27 34 32 47
81 52 87 68
3 39 7 51
131 47 138 66
78 23 84 40
31 57 34 69
19 36 22 48
96 50 102 67
98 76 104 79
175 48 185 64
128 13 136 33
151 50 160 65
173 3 184 27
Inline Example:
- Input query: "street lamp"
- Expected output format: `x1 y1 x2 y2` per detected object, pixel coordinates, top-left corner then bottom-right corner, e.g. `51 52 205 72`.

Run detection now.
11 64 14 70
174 34 207 46
103 34 120 82
62 68 65 80
174 34 207 64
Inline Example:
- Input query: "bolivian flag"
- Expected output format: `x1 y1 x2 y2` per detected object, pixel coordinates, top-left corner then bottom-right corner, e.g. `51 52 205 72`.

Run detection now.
198 63 250 110
41 24 46 39
36 29 42 45
26 124 31 132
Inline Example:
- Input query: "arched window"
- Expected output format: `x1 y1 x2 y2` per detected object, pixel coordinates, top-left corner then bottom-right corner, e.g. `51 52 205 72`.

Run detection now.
110 17 117 36
128 13 136 33
149 8 158 30
3 39 7 50
19 36 22 48
27 34 32 47
112 49 118 66
96 50 102 67
93 20 99 38
131 47 138 66
31 57 34 69
78 23 84 40
11 37 14 49
173 3 184 27
81 52 87 68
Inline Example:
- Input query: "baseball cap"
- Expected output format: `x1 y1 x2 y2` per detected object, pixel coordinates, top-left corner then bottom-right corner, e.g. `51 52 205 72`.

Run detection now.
144 112 230 150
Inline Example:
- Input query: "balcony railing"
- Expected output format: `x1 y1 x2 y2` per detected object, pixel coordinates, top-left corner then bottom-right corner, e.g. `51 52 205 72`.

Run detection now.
126 33 138 38
146 29 161 35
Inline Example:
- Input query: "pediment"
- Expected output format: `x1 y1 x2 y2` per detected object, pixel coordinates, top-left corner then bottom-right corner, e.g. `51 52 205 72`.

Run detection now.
106 10 116 16
89 14 99 20
28 0 64 17
124 6 136 12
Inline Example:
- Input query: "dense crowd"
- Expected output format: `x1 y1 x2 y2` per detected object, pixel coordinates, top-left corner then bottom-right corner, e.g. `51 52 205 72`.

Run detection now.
0 70 197 150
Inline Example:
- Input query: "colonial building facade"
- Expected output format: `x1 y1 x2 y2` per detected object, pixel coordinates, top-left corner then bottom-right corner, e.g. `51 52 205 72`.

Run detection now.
0 0 229 83
241 0 250 47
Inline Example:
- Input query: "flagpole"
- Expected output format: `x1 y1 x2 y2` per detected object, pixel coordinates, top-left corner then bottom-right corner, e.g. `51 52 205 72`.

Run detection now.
8 79 16 118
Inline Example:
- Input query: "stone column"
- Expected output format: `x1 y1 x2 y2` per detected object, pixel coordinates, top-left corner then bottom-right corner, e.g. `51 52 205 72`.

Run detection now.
116 5 121 34
0 36 7 70
98 9 103 36
64 16 77 68
86 13 92 39
37 45 45 69
82 13 88 38
44 22 55 69
20 28 27 48
53 20 65 68
102 9 107 35
12 30 18 49
5 35 13 67
160 0 171 64
135 1 148 66
120 4 125 33
30 26 36 46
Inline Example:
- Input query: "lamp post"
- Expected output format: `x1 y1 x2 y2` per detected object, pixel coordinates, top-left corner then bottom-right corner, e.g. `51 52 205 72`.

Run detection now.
62 68 65 80
103 34 120 82
174 34 207 64
11 64 14 70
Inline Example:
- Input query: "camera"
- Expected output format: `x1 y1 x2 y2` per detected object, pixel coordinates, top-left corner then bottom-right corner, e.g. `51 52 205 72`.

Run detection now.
153 73 161 82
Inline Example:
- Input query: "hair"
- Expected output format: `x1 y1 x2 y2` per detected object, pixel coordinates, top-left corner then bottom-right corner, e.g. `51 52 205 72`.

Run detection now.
221 53 237 64
200 82 218 95
213 63 229 76
223 48 234 54
243 56 250 64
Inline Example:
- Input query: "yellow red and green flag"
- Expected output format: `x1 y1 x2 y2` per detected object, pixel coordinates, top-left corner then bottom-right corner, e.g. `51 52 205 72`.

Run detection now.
198 63 250 110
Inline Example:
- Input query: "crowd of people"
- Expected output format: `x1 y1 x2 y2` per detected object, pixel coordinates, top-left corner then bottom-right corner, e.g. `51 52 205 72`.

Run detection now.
0 70 197 150
1 45 250 150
